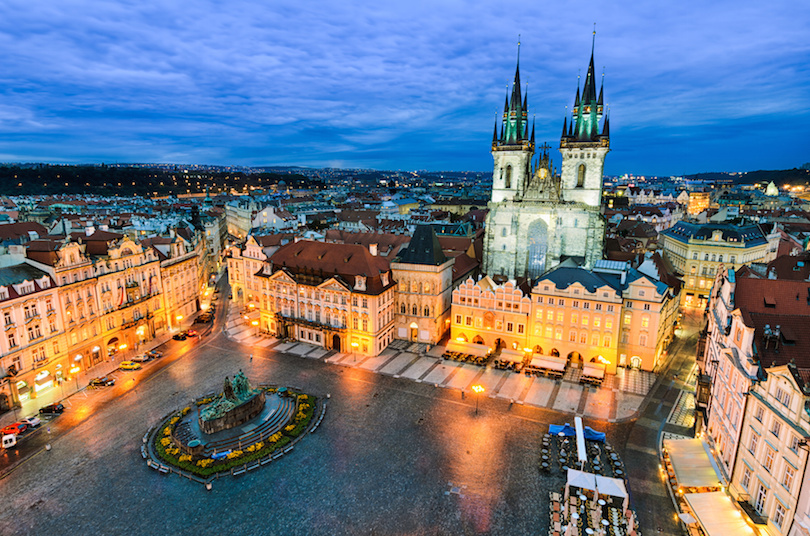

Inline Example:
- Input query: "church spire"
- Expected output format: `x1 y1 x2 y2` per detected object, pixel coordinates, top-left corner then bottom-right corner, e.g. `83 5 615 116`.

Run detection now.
563 31 607 143
498 39 529 146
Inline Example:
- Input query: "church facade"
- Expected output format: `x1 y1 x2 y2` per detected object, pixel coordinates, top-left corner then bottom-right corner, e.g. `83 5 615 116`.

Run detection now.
483 44 609 280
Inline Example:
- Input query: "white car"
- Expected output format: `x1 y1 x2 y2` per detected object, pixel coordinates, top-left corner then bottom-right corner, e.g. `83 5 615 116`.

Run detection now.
21 416 41 427
131 354 150 363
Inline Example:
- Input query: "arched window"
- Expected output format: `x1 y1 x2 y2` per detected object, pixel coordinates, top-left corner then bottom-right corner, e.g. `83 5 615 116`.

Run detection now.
577 164 586 188
505 165 512 189
424 306 430 317
501 227 507 237
400 303 406 314
412 305 418 315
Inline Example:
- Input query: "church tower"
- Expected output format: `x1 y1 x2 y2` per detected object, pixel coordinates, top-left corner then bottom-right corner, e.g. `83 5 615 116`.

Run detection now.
490 49 534 203
559 35 609 208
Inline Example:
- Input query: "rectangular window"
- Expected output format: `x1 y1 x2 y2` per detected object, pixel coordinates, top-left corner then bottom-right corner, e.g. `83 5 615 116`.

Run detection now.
546 310 554 321
536 309 543 319
591 334 599 346
517 324 524 334
581 315 589 327
580 333 587 344
583 302 590 310
755 484 767 515
770 420 782 439
572 300 579 308
774 503 786 529
643 303 651 311
506 322 513 332
605 318 613 329
569 331 577 342
790 435 800 454
593 317 601 328
556 312 564 322
353 318 358 329
595 303 602 311
362 298 368 309
465 316 472 326
607 304 614 313
641 316 649 328
557 299 564 306
741 466 751 490
764 447 775 473
783 465 795 491
362 319 368 331
639 334 647 346
3 311 11 326
545 326 553 338
603 336 611 348
455 314 462 324
547 298 554 305
571 313 578 324
755 405 764 422
775 387 790 407
554 328 562 340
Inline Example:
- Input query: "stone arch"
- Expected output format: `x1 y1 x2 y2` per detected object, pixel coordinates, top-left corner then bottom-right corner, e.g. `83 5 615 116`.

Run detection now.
577 163 586 188
533 345 543 354
567 351 581 364
527 219 549 279
457 333 468 343
473 336 485 344
550 348 560 357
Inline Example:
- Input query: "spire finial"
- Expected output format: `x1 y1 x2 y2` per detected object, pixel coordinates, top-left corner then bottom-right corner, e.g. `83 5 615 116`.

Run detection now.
592 23 596 53
517 34 521 64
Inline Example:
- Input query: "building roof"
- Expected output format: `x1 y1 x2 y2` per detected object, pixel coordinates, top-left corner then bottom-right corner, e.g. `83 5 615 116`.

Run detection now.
765 251 810 280
661 221 769 246
733 277 810 367
268 240 393 295
395 225 448 266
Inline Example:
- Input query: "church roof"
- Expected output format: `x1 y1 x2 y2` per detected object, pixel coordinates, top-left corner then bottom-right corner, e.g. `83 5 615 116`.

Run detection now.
395 225 448 266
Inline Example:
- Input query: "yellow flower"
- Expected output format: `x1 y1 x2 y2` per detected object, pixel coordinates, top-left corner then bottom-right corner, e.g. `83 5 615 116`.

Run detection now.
179 454 192 462
163 427 172 436
160 437 171 447
197 458 213 467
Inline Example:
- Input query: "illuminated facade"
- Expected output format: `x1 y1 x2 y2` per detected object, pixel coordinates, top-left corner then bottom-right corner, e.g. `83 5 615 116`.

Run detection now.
450 260 678 372
660 221 780 308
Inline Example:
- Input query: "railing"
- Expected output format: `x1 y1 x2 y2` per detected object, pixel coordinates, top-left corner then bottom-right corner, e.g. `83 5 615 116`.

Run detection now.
736 495 768 525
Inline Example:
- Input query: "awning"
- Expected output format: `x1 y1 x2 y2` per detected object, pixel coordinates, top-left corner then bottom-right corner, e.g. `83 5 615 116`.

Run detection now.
663 438 722 489
582 363 606 379
500 348 524 360
684 492 756 536
446 341 488 357
549 423 576 437
498 353 523 364
530 356 566 372
566 468 597 492
678 513 697 524
584 427 606 443
595 475 627 499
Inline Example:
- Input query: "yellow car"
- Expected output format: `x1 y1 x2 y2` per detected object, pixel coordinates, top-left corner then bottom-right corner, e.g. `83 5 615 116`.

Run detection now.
119 361 142 371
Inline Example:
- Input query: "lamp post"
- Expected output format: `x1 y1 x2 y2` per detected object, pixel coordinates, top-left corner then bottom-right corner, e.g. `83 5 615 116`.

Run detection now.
351 341 359 362
69 365 81 393
251 320 259 336
472 384 484 415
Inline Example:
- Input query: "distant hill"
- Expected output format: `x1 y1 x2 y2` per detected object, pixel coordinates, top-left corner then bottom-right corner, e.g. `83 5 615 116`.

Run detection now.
0 164 321 196
685 168 810 185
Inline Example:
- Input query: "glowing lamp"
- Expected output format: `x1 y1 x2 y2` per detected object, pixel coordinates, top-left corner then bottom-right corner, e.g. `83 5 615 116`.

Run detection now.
69 366 81 374
471 384 485 394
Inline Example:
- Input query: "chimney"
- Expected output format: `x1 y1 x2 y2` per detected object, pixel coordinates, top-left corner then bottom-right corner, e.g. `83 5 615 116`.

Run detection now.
369 243 378 256
85 225 95 236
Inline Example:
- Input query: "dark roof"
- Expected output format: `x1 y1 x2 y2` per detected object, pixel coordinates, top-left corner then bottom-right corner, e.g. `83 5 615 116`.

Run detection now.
538 266 622 295
661 221 768 246
394 225 448 266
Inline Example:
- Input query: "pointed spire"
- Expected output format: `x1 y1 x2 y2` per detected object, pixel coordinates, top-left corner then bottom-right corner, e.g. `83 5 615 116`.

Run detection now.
598 71 604 106
504 89 509 114
522 90 527 112
574 75 581 107
603 114 610 136
493 117 498 143
531 117 535 144
562 116 568 138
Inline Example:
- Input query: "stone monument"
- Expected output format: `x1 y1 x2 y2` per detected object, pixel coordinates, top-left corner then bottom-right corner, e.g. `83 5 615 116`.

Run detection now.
199 370 266 434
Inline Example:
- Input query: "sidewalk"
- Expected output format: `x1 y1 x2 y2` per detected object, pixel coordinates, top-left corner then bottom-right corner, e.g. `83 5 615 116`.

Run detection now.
222 299 659 422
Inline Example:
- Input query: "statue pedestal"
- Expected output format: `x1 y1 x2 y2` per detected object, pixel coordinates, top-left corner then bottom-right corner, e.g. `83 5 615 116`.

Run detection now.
199 390 266 434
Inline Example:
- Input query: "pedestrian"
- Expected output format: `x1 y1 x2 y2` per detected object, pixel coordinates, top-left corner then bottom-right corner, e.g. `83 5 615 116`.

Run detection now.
250 354 253 362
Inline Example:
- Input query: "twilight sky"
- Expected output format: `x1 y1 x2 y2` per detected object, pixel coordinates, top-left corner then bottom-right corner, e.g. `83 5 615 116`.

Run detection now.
0 1 808 176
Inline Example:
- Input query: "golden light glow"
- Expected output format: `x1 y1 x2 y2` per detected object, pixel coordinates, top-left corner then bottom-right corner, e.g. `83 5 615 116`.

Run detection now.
69 366 81 374
119 344 127 350
351 342 359 349
251 320 259 326
176 315 183 321
456 337 465 342
471 384 485 394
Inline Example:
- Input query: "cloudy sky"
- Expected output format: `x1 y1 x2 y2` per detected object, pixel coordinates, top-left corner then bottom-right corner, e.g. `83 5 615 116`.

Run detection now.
0 1 808 175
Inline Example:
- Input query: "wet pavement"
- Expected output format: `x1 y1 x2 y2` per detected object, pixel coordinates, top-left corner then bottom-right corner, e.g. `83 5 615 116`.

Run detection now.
0 294 697 536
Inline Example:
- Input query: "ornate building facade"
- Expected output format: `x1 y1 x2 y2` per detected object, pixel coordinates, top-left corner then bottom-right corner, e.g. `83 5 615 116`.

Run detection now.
483 44 608 280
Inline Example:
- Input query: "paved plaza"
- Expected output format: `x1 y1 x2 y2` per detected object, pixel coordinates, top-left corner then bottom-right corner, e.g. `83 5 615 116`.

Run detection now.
226 306 657 423
0 298 697 536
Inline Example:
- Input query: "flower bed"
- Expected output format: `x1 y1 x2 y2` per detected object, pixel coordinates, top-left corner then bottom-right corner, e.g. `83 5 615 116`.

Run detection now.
152 390 317 477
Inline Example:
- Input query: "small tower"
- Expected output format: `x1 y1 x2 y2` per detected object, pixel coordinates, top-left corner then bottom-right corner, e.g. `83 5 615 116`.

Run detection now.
559 33 610 208
491 45 534 204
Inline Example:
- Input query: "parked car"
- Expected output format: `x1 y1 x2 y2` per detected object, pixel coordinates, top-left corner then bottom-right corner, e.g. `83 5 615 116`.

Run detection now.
145 350 163 359
2 422 27 436
89 376 116 387
185 329 198 337
172 332 187 341
131 354 150 363
21 416 41 428
119 361 142 370
39 403 65 415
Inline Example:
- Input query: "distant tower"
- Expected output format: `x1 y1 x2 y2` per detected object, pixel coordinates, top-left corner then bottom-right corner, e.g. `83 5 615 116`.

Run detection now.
559 34 609 208
491 45 534 203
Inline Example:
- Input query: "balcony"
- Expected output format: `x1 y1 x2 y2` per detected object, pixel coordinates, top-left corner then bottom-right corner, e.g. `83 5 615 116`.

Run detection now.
737 495 768 525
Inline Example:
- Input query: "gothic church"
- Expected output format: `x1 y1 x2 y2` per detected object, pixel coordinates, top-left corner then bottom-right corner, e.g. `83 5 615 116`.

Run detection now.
483 41 610 280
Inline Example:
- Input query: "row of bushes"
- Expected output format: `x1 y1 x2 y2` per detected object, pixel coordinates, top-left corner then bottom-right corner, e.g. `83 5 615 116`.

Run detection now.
153 393 317 477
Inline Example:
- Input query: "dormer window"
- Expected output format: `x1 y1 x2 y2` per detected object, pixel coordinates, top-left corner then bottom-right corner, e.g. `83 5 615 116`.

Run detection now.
381 272 389 286
0 287 7 300
354 276 367 291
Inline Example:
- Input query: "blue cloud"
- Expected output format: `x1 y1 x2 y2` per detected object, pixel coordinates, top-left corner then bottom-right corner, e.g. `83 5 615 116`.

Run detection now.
0 0 808 174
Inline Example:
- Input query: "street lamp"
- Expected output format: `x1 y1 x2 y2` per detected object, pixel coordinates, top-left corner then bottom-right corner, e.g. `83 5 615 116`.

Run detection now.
251 320 259 336
69 365 81 392
351 341 359 362
472 384 485 415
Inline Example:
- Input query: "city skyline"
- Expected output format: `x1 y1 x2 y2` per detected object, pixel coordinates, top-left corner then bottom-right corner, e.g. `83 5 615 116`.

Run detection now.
1 1 808 176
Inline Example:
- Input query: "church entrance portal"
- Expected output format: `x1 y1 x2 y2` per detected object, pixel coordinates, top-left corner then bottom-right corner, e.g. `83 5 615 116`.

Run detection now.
527 219 549 279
